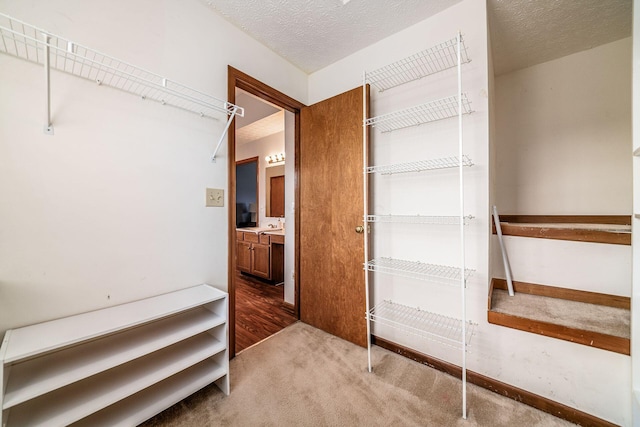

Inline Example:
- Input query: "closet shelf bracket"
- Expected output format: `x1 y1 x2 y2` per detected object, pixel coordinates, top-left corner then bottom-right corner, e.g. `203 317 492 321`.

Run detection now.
0 12 244 148
211 104 241 162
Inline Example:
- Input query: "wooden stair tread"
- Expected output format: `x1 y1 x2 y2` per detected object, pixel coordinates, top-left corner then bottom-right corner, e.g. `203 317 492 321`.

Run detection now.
491 288 629 339
492 215 631 245
488 279 630 355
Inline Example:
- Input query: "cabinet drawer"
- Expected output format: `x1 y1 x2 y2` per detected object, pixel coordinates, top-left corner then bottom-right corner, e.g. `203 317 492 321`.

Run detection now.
259 234 270 245
244 233 259 243
236 231 245 241
270 234 284 244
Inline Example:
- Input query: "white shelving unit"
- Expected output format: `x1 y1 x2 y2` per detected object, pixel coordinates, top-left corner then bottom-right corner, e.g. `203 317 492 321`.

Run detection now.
0 12 242 161
363 33 475 419
0 284 229 427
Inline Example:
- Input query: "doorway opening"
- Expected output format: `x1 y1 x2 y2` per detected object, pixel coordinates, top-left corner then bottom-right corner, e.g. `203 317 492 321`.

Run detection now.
228 67 305 357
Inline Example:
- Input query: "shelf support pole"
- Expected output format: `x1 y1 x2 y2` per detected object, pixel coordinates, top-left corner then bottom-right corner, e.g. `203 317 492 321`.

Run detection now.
43 33 53 135
457 31 467 421
211 106 239 162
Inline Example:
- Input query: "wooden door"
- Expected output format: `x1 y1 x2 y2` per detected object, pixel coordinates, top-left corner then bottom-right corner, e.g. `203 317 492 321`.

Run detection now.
299 86 368 347
270 175 285 217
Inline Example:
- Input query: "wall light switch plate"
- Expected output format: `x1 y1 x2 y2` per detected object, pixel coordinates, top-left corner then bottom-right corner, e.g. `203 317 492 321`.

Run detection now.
206 188 224 207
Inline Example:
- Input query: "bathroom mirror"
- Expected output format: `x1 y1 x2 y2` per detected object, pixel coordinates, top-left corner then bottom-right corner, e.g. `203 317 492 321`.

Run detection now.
265 164 285 218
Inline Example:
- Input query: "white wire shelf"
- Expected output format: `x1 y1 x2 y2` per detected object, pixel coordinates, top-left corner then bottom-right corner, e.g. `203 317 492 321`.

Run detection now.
366 215 474 225
0 12 242 158
365 257 474 287
365 36 471 92
365 94 472 133
368 300 475 349
367 155 473 175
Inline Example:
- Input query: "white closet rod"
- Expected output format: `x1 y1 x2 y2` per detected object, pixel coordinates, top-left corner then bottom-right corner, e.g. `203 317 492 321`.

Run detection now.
0 12 242 161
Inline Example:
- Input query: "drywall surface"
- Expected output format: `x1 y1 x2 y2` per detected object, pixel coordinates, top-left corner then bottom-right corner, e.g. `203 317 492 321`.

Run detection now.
284 110 296 305
0 0 306 336
237 132 286 228
494 37 632 215
309 0 629 424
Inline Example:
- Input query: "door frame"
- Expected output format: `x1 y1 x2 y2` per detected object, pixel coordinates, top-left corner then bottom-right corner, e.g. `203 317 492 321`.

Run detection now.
227 66 305 358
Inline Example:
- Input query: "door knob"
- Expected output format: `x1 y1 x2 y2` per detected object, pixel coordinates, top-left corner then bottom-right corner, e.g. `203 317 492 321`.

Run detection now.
355 225 364 234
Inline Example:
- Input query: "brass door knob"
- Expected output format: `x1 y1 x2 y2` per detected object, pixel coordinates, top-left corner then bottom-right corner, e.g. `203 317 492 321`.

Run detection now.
355 226 364 234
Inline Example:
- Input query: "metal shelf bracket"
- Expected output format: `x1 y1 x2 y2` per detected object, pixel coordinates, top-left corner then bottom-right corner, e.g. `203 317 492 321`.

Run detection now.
43 33 53 135
211 104 241 163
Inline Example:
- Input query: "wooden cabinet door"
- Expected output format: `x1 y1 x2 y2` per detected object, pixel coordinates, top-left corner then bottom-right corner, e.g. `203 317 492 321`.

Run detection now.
299 86 368 347
237 240 252 273
251 243 271 278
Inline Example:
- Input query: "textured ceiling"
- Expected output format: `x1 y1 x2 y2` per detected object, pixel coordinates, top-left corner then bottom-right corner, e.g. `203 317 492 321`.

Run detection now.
201 0 462 73
237 110 284 146
235 89 283 145
488 0 632 75
204 0 632 77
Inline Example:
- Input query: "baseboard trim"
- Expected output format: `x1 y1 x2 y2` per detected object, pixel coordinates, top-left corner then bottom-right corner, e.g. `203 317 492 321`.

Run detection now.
282 301 296 316
371 335 618 427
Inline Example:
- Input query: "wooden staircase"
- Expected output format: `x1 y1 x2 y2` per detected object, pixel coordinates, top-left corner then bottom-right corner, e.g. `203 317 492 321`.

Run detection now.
492 215 631 245
489 215 631 355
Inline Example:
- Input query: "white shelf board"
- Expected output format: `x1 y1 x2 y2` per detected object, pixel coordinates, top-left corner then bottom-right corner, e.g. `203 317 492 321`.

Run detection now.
2 284 224 363
369 300 475 349
366 257 474 287
3 307 224 409
367 155 473 175
6 333 224 426
73 359 226 427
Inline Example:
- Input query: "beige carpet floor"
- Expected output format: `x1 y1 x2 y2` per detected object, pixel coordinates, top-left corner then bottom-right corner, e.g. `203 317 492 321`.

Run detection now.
141 322 575 427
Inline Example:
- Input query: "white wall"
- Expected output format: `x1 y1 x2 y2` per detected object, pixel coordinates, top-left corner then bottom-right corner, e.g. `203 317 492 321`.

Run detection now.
494 38 632 215
632 0 640 423
284 110 296 305
236 132 286 228
309 0 629 424
0 0 307 336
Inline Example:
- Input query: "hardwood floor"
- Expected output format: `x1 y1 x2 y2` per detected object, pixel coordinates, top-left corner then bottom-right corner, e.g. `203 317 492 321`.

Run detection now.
235 270 297 353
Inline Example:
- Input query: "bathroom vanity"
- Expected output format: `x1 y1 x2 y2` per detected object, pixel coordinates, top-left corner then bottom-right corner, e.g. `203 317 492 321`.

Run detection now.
236 228 284 283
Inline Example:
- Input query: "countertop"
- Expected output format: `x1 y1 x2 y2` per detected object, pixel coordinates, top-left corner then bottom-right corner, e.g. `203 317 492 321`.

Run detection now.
237 227 284 236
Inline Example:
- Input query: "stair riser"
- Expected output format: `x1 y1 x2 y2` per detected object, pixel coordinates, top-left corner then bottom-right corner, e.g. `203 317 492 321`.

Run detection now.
491 236 631 296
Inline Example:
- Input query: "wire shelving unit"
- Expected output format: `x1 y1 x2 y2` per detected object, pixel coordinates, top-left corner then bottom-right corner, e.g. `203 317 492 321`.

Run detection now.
366 36 471 92
362 32 474 420
0 12 242 161
365 95 472 133
366 155 473 175
365 257 474 287
369 300 475 349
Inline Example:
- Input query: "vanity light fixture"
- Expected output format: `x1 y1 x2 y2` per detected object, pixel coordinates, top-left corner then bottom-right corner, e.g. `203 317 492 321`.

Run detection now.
265 153 285 164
